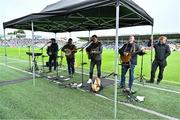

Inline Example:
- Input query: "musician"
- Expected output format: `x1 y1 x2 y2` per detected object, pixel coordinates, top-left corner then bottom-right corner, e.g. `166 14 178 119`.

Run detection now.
47 38 59 72
61 38 77 77
147 36 171 84
86 35 103 84
119 35 142 92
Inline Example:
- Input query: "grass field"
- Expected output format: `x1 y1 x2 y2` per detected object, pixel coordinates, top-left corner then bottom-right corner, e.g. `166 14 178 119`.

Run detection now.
0 47 180 119
1 47 180 84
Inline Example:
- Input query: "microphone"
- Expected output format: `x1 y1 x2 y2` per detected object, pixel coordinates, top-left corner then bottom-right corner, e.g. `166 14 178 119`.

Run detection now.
86 41 93 46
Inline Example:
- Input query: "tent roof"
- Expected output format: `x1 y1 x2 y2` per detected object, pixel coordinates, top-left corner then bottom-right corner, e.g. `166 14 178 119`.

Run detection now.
3 0 153 33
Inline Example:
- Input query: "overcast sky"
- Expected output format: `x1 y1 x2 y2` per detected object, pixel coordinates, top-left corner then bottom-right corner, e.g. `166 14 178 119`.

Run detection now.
0 0 179 38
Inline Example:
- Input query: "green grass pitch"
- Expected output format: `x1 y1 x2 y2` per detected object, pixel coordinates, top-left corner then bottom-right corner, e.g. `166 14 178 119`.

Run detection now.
0 47 180 119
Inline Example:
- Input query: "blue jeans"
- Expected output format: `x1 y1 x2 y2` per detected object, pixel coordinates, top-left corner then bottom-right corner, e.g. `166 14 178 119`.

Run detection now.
120 64 135 89
66 57 75 75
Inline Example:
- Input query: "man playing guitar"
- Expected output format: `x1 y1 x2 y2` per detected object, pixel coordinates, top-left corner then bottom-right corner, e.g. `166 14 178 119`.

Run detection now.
61 38 77 77
86 35 103 84
119 35 143 93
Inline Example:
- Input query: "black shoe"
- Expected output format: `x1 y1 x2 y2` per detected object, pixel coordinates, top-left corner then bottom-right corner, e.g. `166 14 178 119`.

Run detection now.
122 88 136 94
130 89 136 94
146 80 154 83
120 85 125 89
156 81 160 85
70 74 74 78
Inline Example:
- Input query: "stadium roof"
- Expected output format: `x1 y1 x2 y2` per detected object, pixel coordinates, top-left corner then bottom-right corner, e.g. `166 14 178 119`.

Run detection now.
3 0 153 33
80 33 180 41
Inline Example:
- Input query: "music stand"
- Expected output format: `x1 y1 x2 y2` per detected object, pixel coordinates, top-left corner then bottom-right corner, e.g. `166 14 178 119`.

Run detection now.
53 48 67 81
135 51 147 85
56 53 64 78
26 52 42 71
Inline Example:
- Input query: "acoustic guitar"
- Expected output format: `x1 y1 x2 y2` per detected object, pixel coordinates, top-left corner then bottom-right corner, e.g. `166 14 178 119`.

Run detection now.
87 48 100 59
91 77 102 92
120 48 147 63
120 52 132 63
64 49 77 57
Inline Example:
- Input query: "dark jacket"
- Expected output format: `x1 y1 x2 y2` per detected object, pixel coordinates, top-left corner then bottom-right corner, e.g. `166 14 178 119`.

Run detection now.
47 43 58 56
153 43 171 66
86 42 103 61
119 43 141 65
61 44 77 59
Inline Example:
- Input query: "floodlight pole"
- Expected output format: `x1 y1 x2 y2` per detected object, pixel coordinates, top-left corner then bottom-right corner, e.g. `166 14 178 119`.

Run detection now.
114 0 120 119
31 21 35 86
3 29 7 65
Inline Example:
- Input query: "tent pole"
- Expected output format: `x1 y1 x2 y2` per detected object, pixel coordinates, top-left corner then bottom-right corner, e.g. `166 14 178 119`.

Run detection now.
150 26 154 66
69 32 71 38
55 33 57 39
3 29 7 65
31 21 35 86
88 30 91 41
114 0 120 119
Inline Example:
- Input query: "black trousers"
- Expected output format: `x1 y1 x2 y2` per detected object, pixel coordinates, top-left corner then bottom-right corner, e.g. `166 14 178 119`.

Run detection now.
49 55 57 71
66 57 75 75
89 60 101 79
150 60 166 82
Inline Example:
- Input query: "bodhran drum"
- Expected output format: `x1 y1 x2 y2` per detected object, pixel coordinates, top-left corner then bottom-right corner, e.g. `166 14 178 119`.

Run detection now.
91 77 103 93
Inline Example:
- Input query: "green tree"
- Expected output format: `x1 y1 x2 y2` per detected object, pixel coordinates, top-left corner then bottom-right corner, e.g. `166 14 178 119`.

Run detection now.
7 29 26 39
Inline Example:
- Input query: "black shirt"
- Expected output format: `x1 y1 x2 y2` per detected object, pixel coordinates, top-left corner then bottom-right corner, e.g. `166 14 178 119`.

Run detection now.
154 43 171 61
86 42 103 61
47 43 58 56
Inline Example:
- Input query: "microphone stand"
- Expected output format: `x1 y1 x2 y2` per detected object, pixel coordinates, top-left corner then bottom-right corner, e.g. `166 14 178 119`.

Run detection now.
56 47 64 78
79 41 93 86
40 42 50 73
135 52 147 86
28 46 31 71
59 47 64 68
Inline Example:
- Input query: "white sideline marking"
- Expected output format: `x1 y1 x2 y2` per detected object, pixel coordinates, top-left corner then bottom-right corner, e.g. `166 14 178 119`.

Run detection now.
5 61 27 64
163 80 180 85
0 56 28 62
0 63 40 77
74 70 180 94
133 82 180 94
1 56 180 94
94 94 178 120
0 63 179 119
